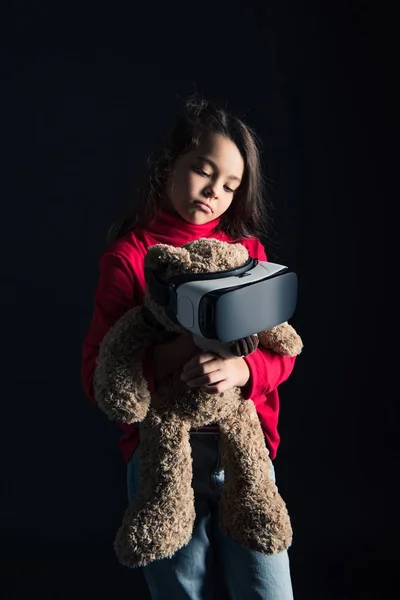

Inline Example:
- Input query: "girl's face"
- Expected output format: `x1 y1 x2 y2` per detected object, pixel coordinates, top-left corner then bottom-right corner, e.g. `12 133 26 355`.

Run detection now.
165 134 244 225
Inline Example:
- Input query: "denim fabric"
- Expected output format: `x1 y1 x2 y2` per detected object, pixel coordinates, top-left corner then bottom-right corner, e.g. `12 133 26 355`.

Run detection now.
127 434 294 600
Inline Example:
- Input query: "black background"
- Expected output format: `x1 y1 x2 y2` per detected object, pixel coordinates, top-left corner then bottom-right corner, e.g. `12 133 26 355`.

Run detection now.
1 1 397 598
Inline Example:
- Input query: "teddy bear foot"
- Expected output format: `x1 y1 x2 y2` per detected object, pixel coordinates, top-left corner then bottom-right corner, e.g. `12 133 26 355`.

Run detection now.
220 491 293 555
113 503 196 568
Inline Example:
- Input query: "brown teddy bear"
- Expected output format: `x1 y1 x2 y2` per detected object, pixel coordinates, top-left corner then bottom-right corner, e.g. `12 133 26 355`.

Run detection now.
94 238 303 568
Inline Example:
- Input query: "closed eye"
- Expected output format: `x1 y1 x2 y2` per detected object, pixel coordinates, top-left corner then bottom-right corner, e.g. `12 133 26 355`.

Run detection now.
194 167 236 193
194 167 210 177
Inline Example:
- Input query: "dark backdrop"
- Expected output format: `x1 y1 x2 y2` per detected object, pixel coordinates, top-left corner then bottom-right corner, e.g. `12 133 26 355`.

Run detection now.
2 1 396 599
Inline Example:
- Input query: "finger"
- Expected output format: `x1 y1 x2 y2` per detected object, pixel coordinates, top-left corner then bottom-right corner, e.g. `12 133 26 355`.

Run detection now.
186 371 225 388
200 380 231 394
182 352 218 372
182 357 222 381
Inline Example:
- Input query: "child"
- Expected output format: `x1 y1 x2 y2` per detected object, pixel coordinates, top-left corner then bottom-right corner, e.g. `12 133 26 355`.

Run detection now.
81 96 296 599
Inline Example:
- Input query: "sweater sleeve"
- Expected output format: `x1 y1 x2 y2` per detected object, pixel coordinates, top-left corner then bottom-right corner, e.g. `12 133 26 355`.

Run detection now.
242 351 296 403
240 238 297 403
81 252 155 403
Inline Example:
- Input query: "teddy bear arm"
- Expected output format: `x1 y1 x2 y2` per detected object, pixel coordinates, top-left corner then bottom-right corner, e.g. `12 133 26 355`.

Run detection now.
192 334 259 359
229 335 259 357
93 307 156 423
257 322 303 357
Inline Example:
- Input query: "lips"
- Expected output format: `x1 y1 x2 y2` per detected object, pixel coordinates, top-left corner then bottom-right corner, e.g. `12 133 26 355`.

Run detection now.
193 201 213 214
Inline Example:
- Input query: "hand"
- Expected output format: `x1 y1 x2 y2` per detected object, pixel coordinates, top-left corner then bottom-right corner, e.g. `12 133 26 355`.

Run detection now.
181 352 250 394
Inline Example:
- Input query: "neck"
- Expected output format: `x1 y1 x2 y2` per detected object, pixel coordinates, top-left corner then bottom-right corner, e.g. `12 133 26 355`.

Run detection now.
144 208 222 245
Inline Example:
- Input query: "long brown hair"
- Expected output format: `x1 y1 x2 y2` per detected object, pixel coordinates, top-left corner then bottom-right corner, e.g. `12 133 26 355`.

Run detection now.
108 95 273 244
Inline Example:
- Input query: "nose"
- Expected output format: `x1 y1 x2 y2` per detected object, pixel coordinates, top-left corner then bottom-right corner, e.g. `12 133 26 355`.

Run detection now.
203 185 218 199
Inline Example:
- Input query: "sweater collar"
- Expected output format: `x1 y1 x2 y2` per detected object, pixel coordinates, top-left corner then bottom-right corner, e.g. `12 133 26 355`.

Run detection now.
144 209 221 245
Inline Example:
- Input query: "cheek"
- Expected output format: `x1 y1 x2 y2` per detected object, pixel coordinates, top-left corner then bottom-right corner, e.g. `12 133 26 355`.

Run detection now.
187 172 201 194
168 173 184 202
174 171 194 194
212 197 232 218
171 173 200 202
221 194 235 211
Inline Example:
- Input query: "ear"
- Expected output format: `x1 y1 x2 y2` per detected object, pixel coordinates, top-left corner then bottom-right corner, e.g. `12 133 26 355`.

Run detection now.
258 322 303 357
144 244 192 278
183 238 250 273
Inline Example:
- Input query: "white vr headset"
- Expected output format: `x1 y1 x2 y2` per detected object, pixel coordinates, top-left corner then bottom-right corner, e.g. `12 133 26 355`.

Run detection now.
145 257 298 343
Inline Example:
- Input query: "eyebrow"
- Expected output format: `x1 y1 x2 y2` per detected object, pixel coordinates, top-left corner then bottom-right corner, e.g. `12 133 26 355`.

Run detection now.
196 156 242 183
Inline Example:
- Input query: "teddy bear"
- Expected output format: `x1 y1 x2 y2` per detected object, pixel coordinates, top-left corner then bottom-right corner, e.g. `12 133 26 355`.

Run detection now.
93 238 303 568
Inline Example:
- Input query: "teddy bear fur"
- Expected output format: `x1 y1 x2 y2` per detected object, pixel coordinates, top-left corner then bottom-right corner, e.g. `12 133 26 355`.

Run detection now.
94 238 303 568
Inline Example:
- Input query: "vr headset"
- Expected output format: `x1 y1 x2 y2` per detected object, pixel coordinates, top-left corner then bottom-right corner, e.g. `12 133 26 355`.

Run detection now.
145 257 298 343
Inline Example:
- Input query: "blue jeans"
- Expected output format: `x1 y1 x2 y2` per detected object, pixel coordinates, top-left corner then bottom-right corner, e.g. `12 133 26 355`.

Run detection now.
127 434 294 600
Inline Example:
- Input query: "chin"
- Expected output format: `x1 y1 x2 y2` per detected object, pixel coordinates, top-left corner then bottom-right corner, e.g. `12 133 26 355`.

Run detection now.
179 208 213 225
188 213 214 225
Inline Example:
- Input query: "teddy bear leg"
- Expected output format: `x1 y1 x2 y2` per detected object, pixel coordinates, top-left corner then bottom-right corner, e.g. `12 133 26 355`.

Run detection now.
218 402 293 555
114 416 196 568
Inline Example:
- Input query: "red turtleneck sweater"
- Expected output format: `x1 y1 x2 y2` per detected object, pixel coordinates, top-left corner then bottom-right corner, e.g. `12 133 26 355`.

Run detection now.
81 210 296 462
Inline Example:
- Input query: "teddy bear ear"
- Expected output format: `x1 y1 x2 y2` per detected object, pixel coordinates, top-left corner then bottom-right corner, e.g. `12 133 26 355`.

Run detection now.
144 244 192 277
182 238 250 273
